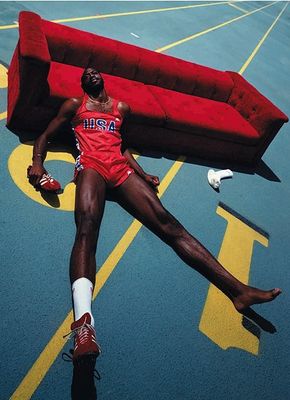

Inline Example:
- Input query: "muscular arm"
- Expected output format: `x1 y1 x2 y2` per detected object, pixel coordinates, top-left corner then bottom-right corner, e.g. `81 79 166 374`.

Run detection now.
29 97 81 186
118 101 160 189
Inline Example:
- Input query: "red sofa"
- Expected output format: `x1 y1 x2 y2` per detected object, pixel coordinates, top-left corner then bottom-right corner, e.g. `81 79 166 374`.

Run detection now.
7 11 288 165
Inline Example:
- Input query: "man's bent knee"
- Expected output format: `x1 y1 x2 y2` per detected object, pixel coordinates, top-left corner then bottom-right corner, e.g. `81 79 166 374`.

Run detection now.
156 210 184 244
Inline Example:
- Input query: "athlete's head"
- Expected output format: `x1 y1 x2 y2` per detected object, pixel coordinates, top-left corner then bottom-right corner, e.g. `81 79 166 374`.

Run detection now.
81 67 104 96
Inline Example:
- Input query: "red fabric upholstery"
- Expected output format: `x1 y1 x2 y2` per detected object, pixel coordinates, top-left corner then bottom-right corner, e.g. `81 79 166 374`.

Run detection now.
19 12 50 64
101 74 166 126
7 11 289 166
46 62 166 126
227 71 288 138
41 19 233 101
148 86 259 145
123 123 258 163
7 43 21 125
47 62 83 100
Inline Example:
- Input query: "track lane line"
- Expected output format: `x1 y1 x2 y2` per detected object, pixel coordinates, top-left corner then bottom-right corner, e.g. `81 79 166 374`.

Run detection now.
10 156 186 400
228 2 248 14
0 2 228 30
155 1 277 53
239 2 288 75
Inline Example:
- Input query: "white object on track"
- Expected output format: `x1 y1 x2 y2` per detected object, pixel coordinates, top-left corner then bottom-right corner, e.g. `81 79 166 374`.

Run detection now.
207 169 233 189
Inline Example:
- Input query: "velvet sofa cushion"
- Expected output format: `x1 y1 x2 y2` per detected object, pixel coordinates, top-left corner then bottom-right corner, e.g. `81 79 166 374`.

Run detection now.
47 61 83 100
46 61 166 126
148 85 260 145
101 73 166 126
41 19 233 102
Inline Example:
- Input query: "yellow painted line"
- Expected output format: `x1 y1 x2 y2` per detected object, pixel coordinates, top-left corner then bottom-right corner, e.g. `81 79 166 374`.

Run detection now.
199 3 287 356
155 1 277 53
0 2 228 30
93 156 186 297
239 2 288 75
53 2 228 24
0 63 8 88
228 2 248 14
0 111 7 120
0 22 18 30
10 156 186 400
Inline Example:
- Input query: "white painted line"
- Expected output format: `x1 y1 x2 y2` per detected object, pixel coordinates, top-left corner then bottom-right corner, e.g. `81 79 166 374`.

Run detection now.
130 32 140 38
228 2 247 14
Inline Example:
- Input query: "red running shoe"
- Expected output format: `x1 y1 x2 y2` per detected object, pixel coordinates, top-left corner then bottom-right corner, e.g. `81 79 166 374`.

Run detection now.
27 166 61 193
66 313 101 364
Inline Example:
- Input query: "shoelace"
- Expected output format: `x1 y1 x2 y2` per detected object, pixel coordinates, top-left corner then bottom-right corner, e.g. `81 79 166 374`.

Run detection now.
64 323 96 342
39 173 55 184
62 351 101 380
63 324 101 353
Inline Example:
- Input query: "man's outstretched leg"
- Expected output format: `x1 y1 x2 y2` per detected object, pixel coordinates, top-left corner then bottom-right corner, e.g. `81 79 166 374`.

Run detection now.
115 174 281 313
68 169 106 364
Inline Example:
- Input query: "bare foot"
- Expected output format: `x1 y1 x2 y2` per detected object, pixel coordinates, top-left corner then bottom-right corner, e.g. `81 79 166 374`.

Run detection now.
233 287 282 313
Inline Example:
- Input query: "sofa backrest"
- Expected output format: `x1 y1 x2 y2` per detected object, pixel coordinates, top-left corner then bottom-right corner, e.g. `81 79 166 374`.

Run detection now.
41 17 233 102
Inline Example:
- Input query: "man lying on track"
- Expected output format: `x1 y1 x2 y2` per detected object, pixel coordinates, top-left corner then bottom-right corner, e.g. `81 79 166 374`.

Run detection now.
28 67 281 366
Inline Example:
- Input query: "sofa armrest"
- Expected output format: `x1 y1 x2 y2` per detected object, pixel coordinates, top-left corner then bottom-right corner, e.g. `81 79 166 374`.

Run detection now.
226 71 288 139
7 11 51 130
19 11 51 64
18 12 51 106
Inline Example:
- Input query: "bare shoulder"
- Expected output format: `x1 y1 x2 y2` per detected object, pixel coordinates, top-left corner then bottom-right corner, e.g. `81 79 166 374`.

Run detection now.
117 101 131 117
65 97 83 110
59 97 83 117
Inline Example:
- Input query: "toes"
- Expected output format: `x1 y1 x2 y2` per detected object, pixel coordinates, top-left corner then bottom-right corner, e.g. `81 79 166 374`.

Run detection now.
272 288 282 298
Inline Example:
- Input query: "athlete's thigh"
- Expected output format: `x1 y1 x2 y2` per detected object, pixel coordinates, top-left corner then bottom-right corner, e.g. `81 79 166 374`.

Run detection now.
114 173 170 233
74 168 107 226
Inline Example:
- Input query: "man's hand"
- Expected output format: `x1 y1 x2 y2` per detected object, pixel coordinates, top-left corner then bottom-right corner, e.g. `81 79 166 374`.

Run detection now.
144 174 160 192
27 164 47 188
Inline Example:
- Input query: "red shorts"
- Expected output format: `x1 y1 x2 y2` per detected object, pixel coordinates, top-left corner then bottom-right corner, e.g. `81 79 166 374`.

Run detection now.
74 153 134 188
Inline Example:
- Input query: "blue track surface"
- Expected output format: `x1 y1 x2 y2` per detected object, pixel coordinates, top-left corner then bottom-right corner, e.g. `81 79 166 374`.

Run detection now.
1 2 290 399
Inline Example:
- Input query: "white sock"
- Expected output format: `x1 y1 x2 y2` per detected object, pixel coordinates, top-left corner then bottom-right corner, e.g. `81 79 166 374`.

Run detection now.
72 277 95 326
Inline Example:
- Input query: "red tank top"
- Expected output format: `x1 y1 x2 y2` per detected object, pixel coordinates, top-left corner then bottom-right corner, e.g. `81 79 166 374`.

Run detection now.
72 95 124 160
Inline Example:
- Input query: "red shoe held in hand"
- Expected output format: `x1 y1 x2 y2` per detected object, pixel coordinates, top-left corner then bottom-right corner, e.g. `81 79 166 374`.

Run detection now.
27 166 62 193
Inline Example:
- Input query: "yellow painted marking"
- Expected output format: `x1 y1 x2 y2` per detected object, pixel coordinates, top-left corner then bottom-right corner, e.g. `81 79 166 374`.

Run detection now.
10 156 186 400
8 143 76 211
228 2 248 14
0 2 228 30
0 63 8 88
0 111 7 120
239 2 288 75
53 2 227 24
155 2 276 52
198 4 285 354
93 156 186 297
199 206 269 355
10 310 74 400
0 22 18 30
8 143 140 211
